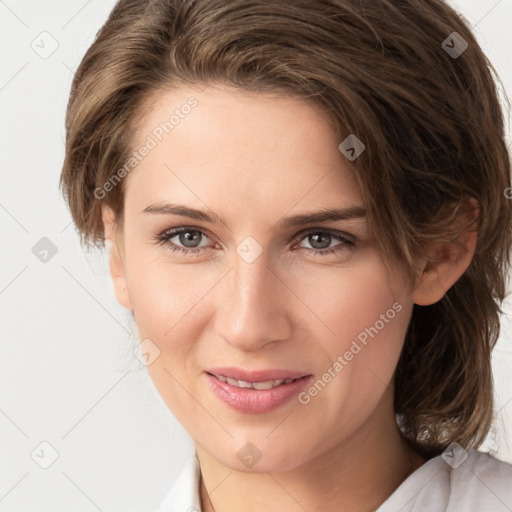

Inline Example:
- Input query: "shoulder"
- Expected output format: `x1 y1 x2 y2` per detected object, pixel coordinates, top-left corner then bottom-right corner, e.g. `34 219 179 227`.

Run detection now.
377 448 512 512
154 453 202 512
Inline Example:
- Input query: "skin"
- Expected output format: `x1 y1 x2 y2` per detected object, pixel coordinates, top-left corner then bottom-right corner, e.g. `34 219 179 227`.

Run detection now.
102 84 478 511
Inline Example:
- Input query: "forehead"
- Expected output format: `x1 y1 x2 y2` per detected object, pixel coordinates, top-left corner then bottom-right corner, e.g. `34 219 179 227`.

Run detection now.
123 84 363 220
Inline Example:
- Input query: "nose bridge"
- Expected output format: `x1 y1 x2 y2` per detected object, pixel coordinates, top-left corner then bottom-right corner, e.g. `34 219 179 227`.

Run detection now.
215 248 290 350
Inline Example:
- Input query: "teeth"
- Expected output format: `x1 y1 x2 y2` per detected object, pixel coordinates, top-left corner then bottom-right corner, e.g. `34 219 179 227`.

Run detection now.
216 375 297 390
252 379 284 390
227 377 253 388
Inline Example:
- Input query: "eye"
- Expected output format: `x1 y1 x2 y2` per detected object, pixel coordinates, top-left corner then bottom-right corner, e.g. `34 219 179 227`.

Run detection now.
154 227 213 255
294 229 355 256
154 226 356 257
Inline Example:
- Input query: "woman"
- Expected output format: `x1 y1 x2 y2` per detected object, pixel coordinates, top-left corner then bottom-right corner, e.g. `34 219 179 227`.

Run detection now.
60 0 512 510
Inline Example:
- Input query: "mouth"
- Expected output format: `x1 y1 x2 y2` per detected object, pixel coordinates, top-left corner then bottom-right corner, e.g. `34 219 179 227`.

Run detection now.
204 368 313 414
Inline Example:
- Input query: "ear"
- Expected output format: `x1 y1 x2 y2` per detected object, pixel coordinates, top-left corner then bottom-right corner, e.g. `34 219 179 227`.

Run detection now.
412 198 479 306
102 205 133 311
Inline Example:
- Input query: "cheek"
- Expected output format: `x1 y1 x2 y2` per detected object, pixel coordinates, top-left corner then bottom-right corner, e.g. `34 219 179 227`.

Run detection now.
309 261 411 401
307 259 409 347
125 246 213 337
124 255 212 421
123 250 219 409
293 266 410 443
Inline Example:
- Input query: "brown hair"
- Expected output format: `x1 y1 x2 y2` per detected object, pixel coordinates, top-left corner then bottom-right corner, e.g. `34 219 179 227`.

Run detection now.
60 0 512 459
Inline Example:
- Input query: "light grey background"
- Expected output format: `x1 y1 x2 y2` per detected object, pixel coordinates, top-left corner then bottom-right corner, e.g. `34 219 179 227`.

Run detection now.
0 1 511 511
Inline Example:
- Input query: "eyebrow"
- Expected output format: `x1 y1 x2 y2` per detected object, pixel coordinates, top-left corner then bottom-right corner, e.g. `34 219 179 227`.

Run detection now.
142 202 367 228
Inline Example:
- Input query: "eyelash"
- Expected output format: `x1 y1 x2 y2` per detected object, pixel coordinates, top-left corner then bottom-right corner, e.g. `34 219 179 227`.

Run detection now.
153 227 356 257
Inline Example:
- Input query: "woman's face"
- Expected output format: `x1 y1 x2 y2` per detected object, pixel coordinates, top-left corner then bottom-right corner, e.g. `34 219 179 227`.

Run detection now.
108 84 416 472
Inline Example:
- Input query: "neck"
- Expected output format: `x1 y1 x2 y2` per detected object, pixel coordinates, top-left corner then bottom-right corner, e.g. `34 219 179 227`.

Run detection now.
196 395 426 512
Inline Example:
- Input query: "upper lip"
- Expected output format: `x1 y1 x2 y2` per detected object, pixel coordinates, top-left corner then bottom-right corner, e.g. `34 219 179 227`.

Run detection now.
206 367 311 382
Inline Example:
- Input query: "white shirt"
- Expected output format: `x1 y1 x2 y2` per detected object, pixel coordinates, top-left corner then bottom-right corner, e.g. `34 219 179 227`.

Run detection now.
155 449 512 511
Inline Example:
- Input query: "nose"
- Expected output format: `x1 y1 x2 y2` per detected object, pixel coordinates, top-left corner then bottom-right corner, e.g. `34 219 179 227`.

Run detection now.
214 248 292 352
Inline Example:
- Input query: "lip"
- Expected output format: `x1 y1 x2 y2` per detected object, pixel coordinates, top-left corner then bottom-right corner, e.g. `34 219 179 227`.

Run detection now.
205 367 310 382
204 368 313 414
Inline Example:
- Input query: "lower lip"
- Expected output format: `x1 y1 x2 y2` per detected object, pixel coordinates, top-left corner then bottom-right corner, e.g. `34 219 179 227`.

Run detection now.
204 373 312 414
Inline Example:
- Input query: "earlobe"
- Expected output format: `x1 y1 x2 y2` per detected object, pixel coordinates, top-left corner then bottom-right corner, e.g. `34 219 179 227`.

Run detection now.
411 198 479 306
102 205 133 311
